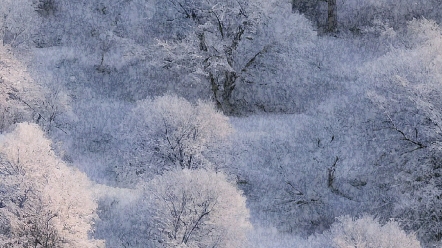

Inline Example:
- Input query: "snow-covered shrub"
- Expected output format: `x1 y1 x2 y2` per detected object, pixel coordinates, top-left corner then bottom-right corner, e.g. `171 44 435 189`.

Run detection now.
55 95 132 184
330 215 421 248
226 88 387 236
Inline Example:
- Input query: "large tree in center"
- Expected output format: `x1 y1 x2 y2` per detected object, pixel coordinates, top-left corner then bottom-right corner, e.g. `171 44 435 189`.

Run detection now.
152 0 264 114
151 0 317 115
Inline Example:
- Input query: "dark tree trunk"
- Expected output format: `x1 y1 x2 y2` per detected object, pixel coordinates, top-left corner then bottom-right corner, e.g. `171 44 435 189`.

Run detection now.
209 71 237 115
292 0 297 13
326 0 337 33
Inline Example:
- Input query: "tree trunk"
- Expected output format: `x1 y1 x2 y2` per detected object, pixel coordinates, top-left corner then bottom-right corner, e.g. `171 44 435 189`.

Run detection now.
326 0 337 33
291 0 297 13
209 71 237 115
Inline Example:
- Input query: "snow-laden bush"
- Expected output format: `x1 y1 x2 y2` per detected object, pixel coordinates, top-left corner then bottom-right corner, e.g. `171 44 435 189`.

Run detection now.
330 215 421 248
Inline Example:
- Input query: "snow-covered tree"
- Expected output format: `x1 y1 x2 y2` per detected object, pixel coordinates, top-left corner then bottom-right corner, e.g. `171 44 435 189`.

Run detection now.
148 0 263 113
151 0 319 114
360 18 442 244
138 169 249 247
115 95 232 184
0 45 47 133
0 123 103 247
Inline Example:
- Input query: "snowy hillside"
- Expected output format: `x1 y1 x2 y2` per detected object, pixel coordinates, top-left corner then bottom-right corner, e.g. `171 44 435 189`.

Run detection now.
1 0 442 247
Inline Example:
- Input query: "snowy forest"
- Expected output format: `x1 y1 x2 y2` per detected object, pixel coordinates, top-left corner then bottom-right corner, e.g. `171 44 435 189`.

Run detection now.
1 0 442 247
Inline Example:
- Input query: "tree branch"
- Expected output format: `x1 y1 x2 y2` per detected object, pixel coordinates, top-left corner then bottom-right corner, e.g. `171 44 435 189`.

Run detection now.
7 92 67 134
241 45 271 74
386 115 427 150
327 156 353 200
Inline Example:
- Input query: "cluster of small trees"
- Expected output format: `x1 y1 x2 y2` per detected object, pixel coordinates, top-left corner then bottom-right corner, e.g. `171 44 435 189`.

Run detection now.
85 95 252 247
292 0 442 34
3 0 327 114
220 16 442 247
0 95 252 247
